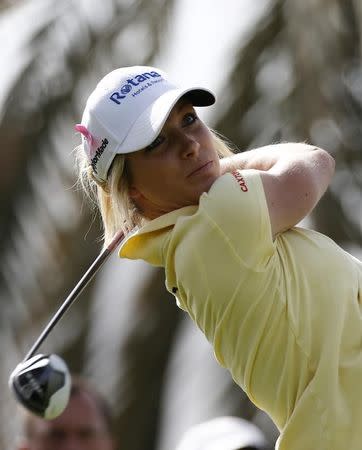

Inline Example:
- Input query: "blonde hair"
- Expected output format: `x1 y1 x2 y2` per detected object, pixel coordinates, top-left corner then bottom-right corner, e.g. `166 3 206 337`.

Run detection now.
76 129 236 246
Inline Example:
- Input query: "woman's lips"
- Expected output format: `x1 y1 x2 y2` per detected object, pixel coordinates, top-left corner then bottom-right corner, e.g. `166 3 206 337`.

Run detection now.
187 160 213 177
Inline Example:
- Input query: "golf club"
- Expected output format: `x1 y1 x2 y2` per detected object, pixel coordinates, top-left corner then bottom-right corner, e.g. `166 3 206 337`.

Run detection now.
9 230 125 419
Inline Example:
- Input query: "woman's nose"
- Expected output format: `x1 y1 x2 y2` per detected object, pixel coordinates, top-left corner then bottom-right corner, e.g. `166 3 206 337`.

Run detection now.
178 131 200 159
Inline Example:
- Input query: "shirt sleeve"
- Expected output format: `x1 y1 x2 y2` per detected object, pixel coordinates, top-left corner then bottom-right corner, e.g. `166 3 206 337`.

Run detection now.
198 169 275 270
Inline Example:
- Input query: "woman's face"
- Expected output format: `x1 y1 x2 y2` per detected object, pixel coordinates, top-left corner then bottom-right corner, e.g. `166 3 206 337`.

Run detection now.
125 99 221 219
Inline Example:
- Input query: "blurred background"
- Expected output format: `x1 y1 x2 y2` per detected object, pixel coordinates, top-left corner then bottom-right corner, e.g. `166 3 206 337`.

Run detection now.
0 0 361 448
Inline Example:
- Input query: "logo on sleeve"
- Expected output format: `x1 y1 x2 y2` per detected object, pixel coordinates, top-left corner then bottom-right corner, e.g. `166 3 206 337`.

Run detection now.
232 171 248 192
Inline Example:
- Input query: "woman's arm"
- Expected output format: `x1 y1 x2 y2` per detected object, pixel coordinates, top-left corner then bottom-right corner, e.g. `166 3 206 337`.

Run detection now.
220 142 330 173
221 143 335 237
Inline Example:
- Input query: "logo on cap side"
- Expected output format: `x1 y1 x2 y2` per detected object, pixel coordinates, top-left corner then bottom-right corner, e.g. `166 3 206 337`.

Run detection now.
109 71 162 105
90 138 109 174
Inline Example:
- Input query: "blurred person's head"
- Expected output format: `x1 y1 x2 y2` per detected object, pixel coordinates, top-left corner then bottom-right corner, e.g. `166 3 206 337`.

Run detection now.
175 416 268 450
17 376 115 450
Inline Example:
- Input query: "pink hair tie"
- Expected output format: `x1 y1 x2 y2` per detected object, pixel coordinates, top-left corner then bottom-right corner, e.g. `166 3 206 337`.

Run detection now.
75 124 95 148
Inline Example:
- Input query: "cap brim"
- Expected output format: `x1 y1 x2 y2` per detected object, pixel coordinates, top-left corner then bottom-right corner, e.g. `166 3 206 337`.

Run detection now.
184 88 215 107
115 87 215 154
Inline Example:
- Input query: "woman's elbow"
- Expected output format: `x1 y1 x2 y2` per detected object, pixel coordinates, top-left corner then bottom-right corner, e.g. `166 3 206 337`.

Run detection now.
315 147 336 180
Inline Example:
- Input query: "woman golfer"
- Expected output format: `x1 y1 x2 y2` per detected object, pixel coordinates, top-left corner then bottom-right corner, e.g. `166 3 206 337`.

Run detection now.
75 66 362 450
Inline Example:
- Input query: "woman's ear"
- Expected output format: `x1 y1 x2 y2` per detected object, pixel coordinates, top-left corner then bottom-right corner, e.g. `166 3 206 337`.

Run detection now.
128 185 147 216
128 185 143 201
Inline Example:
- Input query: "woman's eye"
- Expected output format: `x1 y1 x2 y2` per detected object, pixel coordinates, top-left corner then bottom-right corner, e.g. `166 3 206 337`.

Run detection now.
183 112 198 126
145 135 164 151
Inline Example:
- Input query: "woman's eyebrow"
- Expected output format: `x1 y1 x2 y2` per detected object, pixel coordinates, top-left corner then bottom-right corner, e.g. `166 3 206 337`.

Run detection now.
164 100 192 124
174 98 193 112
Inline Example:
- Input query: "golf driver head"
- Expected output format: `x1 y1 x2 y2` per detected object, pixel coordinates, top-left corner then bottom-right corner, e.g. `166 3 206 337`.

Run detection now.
9 353 71 420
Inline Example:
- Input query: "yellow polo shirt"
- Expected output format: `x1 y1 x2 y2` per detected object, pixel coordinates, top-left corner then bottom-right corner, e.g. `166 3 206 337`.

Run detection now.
119 170 362 450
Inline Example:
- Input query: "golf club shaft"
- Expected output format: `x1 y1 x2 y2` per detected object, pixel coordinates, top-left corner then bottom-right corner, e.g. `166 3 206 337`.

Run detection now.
24 231 125 362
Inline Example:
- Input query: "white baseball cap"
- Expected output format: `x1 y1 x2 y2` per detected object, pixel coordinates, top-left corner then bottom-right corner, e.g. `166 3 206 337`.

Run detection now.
175 417 268 450
75 65 215 182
